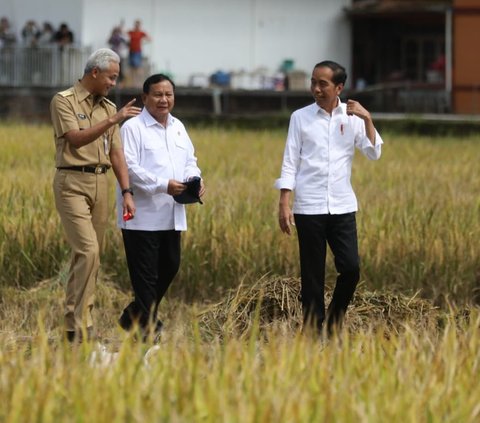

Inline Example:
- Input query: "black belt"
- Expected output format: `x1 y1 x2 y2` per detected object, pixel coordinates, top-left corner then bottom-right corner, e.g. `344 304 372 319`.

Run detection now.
58 165 109 174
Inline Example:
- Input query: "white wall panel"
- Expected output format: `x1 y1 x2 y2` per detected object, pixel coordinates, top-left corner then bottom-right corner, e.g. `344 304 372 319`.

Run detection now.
3 0 352 86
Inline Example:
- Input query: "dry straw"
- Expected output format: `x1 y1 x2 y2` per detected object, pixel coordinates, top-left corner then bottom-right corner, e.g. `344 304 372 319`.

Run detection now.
197 275 446 340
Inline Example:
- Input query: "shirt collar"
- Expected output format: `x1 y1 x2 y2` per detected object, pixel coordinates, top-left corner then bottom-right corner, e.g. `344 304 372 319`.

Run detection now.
314 97 345 116
141 108 174 128
333 98 346 116
73 81 91 102
73 81 106 106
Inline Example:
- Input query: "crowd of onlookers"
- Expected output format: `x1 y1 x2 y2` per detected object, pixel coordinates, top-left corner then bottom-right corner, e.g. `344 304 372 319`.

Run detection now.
0 16 154 88
0 16 74 48
1 16 303 90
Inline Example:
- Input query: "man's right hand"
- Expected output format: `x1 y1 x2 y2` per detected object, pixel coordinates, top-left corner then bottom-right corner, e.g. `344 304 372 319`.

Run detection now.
279 203 295 235
278 189 295 235
167 180 187 196
114 98 142 123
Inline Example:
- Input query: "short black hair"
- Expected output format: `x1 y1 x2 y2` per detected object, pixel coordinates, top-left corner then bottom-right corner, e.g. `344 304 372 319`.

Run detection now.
143 73 176 94
313 60 347 85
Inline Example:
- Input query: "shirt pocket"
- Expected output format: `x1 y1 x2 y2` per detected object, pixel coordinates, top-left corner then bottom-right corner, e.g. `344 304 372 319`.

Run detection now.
174 137 188 165
174 136 188 150
337 117 354 139
76 113 90 130
144 139 165 151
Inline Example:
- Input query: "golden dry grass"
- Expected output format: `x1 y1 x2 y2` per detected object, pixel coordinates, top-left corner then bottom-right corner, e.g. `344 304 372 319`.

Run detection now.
0 122 479 422
0 278 478 423
1 122 479 304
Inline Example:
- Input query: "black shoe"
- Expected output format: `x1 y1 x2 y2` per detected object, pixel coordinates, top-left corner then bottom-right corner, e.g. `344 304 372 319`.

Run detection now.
65 327 94 343
118 311 133 331
118 302 143 332
66 331 76 343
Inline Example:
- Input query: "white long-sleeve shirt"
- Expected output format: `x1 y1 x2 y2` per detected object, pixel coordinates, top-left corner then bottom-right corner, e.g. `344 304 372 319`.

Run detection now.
116 108 201 231
275 100 383 215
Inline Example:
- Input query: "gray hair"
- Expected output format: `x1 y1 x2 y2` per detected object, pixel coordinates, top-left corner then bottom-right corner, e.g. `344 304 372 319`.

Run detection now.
84 48 120 74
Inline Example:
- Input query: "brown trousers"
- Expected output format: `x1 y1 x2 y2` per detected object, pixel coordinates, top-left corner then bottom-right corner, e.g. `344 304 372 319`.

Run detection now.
53 169 109 332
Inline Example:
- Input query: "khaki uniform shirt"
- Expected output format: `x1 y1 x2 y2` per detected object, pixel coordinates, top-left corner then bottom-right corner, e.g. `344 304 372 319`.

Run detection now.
50 81 121 168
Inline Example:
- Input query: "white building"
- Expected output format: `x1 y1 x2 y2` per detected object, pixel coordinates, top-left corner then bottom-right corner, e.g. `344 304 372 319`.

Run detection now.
2 0 352 87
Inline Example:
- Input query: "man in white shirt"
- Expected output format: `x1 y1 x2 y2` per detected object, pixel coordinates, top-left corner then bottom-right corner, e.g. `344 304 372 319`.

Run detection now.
116 73 204 341
275 60 383 336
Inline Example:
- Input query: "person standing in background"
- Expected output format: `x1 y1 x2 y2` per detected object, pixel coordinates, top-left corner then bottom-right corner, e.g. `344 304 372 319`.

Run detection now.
275 60 384 337
54 22 74 51
108 22 129 86
37 22 55 45
117 73 204 342
127 19 151 87
50 48 141 342
21 20 40 47
0 16 16 47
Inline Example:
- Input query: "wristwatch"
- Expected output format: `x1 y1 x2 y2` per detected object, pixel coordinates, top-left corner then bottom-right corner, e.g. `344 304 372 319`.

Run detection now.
121 187 134 196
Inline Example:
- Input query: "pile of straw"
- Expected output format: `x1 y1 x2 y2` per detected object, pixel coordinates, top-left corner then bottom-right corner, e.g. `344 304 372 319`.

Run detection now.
197 275 447 338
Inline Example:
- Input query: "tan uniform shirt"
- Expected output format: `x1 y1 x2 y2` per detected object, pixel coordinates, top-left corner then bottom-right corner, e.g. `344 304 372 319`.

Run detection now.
50 81 121 168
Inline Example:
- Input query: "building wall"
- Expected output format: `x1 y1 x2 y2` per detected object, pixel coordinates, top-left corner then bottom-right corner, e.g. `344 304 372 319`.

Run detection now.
453 0 480 113
2 0 351 87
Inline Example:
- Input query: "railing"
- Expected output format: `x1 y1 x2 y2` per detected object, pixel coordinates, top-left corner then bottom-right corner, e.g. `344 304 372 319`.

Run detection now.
348 81 451 113
0 45 92 87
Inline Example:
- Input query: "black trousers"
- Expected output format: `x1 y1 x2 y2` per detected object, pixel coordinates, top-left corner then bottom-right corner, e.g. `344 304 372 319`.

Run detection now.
294 213 360 334
119 229 181 330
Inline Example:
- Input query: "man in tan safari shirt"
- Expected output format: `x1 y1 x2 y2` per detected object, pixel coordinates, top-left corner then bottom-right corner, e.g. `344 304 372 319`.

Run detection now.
50 48 141 342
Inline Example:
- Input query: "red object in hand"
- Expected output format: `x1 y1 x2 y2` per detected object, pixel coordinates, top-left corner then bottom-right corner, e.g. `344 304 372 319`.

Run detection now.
123 212 134 221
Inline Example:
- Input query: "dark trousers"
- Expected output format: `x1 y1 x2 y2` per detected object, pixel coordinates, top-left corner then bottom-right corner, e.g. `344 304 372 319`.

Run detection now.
119 229 181 331
294 213 360 334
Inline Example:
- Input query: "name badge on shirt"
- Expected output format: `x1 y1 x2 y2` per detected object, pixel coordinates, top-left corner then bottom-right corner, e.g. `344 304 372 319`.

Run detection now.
77 113 87 120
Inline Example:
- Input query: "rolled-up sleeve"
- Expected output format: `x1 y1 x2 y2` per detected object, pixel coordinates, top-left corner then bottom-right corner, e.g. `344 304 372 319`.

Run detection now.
353 115 383 160
357 129 383 160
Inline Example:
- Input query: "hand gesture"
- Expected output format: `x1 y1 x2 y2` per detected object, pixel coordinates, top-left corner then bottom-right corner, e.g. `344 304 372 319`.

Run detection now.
114 98 142 123
346 99 371 121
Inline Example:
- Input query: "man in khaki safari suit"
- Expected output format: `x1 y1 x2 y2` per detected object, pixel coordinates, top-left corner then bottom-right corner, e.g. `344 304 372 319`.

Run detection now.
50 48 141 342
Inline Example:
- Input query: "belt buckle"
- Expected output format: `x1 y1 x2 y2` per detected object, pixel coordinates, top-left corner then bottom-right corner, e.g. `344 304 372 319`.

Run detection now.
95 165 104 174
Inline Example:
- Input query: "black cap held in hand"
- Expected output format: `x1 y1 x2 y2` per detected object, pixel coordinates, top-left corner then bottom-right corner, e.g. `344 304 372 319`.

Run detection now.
173 176 203 204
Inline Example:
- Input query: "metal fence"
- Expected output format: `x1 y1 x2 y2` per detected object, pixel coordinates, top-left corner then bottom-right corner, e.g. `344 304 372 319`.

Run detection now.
350 82 452 114
0 45 92 87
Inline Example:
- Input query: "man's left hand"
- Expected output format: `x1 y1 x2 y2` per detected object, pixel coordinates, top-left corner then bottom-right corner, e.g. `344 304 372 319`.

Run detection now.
122 193 135 219
346 99 371 122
